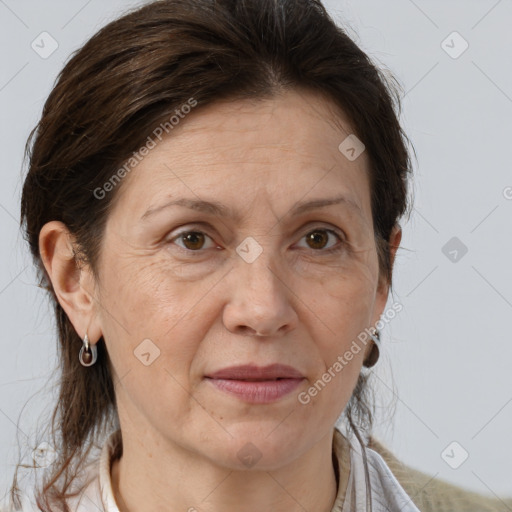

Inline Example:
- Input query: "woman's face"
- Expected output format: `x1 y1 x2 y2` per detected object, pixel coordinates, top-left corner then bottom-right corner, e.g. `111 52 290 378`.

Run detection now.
91 88 398 470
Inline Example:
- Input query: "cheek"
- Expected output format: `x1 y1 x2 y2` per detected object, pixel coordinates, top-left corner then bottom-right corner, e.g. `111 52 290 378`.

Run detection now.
103 254 189 325
98 255 215 379
312 258 377 334
305 261 376 389
97 259 205 426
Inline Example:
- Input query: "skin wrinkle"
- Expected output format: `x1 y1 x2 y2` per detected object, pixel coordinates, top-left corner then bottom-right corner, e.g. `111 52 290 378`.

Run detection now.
40 88 401 512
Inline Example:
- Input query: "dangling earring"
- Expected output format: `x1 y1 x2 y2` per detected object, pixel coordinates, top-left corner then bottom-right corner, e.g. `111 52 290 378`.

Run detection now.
79 333 98 367
363 328 381 368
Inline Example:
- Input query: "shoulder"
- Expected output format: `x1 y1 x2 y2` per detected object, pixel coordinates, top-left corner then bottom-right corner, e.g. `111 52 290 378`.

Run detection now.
0 469 103 512
0 433 113 512
368 436 512 512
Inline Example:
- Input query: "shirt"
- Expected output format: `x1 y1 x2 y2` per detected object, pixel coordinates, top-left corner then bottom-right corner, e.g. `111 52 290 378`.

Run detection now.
2 427 420 512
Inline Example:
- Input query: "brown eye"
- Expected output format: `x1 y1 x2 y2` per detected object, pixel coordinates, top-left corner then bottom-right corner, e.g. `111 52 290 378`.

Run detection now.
173 231 215 251
182 232 205 250
306 230 329 250
297 228 344 253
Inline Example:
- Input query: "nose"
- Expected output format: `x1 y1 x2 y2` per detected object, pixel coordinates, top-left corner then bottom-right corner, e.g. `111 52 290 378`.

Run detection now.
222 249 299 338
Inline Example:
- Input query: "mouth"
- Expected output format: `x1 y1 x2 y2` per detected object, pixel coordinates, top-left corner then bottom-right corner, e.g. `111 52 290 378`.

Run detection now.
205 363 304 381
204 376 304 404
204 364 305 404
220 377 287 381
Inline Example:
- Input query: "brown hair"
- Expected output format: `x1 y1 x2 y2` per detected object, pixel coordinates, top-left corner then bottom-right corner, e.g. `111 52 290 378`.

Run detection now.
12 0 413 509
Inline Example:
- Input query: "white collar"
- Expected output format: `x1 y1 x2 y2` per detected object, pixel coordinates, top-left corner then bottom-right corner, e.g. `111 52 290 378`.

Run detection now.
339 433 421 512
98 430 121 512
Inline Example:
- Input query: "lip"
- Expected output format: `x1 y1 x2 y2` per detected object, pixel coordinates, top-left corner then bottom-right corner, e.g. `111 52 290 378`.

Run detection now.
206 363 304 380
204 364 305 404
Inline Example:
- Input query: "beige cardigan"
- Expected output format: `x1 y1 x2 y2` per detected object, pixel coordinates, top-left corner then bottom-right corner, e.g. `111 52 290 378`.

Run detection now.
365 436 512 511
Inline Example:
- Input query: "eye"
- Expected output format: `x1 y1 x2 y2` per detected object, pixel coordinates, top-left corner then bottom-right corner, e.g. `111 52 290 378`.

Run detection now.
171 230 217 252
168 226 345 255
295 227 345 253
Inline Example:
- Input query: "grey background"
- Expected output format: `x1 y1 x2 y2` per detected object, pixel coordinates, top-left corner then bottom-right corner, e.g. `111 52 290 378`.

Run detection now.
1 0 511 502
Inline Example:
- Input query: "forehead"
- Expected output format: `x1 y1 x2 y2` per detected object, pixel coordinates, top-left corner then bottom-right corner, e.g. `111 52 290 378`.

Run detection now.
109 88 372 225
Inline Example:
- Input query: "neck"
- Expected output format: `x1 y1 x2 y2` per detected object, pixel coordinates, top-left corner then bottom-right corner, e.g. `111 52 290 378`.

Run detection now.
110 429 340 512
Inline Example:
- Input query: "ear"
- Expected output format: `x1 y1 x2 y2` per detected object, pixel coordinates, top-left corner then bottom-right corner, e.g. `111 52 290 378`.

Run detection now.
372 223 402 324
39 221 103 345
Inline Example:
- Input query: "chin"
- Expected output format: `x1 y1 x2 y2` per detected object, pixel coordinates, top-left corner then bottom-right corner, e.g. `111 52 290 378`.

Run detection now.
204 425 303 471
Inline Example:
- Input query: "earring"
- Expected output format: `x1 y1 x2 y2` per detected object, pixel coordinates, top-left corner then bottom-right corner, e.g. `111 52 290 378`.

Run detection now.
363 328 381 368
79 333 98 367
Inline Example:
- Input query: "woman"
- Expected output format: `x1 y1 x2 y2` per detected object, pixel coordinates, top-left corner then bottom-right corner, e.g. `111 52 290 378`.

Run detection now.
4 0 511 511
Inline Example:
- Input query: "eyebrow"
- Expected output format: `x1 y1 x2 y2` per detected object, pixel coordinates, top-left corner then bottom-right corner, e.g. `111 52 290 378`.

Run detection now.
140 194 365 223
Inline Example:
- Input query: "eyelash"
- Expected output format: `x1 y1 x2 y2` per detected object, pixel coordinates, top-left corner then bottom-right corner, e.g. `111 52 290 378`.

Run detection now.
167 225 346 256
